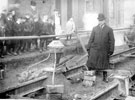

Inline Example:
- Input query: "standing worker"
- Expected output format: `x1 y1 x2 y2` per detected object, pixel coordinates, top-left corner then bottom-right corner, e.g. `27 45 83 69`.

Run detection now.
0 14 5 58
66 17 76 40
86 13 115 82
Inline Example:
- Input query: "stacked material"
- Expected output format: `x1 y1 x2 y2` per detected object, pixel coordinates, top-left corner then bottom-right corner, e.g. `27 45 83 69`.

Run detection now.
83 71 96 87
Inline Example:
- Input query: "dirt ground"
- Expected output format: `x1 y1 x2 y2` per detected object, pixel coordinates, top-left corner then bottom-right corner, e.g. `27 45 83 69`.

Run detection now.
0 42 134 100
28 45 134 100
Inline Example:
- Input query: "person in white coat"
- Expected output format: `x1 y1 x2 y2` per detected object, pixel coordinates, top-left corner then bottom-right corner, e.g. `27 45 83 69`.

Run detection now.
54 11 62 36
66 18 76 40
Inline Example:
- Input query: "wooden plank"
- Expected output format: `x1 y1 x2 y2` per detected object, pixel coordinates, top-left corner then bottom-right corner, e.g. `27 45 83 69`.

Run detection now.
125 96 135 100
110 57 126 64
16 87 44 97
66 71 83 79
0 75 47 93
46 85 64 94
121 54 135 58
110 47 135 60
84 75 96 81
91 81 119 100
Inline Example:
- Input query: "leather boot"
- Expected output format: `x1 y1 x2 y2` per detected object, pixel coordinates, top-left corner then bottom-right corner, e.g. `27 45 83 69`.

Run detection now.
103 71 108 83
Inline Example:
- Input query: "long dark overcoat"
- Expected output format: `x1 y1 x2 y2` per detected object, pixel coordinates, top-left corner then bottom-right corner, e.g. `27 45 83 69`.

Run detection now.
86 24 115 70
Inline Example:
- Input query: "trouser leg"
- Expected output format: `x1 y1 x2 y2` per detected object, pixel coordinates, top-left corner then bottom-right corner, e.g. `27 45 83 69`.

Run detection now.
0 41 4 58
0 62 5 79
56 53 62 65
34 39 38 50
6 40 12 54
28 40 31 51
40 39 45 50
103 71 108 82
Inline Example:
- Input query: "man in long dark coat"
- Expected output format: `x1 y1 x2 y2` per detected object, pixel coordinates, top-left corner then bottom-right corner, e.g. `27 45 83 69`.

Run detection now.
86 13 115 82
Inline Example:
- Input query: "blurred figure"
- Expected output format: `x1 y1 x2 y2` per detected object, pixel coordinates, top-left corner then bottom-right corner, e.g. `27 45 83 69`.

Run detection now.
0 62 5 79
48 17 55 35
45 17 56 48
0 11 7 56
0 14 5 58
23 16 33 52
54 10 62 36
5 10 18 56
11 10 18 55
19 17 27 52
40 15 49 51
66 17 76 40
32 16 42 51
14 17 24 54
30 0 38 18
5 12 15 55
49 16 55 34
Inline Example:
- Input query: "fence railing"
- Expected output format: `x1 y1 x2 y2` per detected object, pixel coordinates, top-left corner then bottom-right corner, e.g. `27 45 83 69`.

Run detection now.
0 27 130 40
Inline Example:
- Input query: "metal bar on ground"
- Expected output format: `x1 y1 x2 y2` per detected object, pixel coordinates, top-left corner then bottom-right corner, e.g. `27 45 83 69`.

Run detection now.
110 47 135 60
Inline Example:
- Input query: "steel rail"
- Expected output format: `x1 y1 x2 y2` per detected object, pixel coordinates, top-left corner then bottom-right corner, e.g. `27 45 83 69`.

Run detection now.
0 27 131 98
90 81 119 100
0 75 48 95
110 47 135 61
0 47 134 98
59 47 135 72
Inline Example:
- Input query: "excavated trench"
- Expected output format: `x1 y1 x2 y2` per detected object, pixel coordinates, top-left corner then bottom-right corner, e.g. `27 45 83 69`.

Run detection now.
1 45 135 100
1 31 135 100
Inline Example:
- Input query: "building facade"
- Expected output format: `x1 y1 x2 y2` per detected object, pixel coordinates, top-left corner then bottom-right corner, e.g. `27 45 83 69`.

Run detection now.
5 0 135 30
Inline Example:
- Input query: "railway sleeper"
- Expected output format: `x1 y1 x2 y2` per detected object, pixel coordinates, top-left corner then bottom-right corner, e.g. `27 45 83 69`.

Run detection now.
15 86 45 97
63 64 88 84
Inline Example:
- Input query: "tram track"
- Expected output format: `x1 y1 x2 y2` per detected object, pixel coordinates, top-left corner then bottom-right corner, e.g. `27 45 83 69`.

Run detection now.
0 28 134 99
56 47 135 100
0 75 47 99
1 46 135 99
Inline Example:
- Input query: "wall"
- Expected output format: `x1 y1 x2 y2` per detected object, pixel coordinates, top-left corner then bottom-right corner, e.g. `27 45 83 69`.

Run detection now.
72 0 79 29
108 0 135 28
0 0 8 13
8 0 135 29
8 0 85 30
61 0 67 30
61 0 85 30
83 0 104 30
124 0 135 27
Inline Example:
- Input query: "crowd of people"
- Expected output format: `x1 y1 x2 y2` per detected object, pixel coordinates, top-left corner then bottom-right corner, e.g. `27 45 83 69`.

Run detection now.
0 10 55 58
0 5 115 84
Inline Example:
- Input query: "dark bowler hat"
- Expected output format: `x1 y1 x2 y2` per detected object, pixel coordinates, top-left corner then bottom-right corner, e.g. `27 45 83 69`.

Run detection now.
97 13 106 21
31 0 36 6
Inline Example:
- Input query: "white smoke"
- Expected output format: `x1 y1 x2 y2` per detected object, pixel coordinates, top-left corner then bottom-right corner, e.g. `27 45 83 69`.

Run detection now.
83 12 98 31
0 0 8 14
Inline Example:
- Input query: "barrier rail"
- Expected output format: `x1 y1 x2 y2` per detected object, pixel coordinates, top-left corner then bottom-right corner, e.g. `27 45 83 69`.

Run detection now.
0 27 130 40
113 27 131 31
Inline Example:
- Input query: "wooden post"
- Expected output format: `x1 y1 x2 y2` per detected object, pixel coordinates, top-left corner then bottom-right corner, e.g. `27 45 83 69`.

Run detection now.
52 49 56 85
